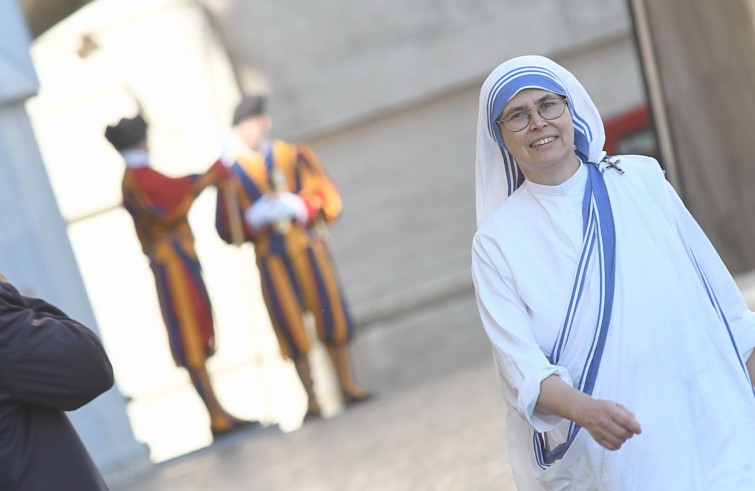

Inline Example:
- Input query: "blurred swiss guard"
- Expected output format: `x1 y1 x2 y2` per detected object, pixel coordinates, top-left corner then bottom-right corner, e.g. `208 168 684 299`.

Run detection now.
215 95 370 421
105 113 257 438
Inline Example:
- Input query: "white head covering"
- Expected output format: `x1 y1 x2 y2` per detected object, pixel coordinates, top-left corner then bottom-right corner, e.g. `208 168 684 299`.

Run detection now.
475 55 607 227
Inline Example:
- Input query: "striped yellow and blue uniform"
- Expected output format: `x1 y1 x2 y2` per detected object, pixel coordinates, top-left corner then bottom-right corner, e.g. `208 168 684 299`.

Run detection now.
123 164 224 369
216 140 354 359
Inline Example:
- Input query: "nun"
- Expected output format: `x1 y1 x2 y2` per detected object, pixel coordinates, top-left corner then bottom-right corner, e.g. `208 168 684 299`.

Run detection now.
472 55 755 490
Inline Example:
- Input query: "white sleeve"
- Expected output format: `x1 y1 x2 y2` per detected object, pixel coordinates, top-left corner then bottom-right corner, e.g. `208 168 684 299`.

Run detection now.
666 180 755 357
472 233 572 432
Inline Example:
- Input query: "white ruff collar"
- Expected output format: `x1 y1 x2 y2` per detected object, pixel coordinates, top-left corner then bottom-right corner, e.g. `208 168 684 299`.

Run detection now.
120 149 150 169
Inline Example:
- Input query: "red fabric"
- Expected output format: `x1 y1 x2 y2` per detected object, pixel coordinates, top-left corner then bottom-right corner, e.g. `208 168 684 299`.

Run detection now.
180 260 215 351
300 190 326 224
131 167 197 210
209 159 233 180
302 198 319 223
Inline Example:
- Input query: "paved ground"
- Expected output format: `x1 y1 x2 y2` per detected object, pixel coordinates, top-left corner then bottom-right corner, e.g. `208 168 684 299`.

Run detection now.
106 361 517 491
104 292 520 490
101 270 755 490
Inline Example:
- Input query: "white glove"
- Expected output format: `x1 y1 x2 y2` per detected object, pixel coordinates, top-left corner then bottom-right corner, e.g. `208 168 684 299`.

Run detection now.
276 193 308 224
244 193 308 229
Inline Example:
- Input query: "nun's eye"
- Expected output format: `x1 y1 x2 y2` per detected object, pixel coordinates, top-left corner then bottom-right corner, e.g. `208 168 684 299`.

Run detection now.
538 98 567 120
497 97 568 133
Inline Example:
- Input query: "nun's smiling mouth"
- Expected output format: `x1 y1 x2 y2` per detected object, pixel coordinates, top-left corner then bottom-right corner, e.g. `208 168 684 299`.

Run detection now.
531 136 558 148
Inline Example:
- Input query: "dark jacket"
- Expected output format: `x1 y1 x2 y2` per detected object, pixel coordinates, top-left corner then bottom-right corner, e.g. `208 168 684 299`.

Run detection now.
0 281 113 490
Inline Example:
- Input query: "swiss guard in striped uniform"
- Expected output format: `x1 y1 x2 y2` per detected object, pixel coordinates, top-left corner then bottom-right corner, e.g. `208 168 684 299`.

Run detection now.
105 113 256 438
215 95 369 420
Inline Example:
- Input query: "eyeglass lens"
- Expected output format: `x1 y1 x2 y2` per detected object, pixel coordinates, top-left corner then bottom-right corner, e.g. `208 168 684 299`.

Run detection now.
499 98 567 132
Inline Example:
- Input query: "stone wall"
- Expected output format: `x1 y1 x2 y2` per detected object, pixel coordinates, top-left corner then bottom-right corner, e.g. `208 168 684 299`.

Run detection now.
209 0 647 324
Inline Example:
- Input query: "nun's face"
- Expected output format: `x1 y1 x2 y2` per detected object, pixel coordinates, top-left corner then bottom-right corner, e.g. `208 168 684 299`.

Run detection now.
498 88 578 185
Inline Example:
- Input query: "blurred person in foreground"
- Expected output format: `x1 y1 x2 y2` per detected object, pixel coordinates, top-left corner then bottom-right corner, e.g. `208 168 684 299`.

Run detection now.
472 55 755 490
0 273 113 490
105 113 256 438
215 95 368 420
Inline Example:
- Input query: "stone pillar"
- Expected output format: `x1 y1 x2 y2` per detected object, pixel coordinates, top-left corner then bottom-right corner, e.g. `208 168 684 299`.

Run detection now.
0 0 147 472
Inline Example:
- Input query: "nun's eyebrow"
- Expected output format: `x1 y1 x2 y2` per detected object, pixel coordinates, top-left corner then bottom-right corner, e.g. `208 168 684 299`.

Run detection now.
503 94 561 116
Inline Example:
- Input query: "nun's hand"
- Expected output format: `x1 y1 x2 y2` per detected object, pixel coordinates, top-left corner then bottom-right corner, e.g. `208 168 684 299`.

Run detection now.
577 399 642 451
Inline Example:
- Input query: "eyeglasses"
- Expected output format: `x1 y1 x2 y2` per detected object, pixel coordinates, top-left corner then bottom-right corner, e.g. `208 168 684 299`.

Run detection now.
496 97 568 132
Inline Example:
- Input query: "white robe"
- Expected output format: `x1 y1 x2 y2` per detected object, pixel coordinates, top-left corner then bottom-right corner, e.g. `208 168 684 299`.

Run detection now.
472 157 755 490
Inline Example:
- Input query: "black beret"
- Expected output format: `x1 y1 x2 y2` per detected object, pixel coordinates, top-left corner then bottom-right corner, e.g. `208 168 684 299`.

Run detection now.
105 114 148 152
232 95 268 125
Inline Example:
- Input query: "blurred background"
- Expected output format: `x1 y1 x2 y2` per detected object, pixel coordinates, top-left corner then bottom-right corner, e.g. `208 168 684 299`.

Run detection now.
5 0 755 485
